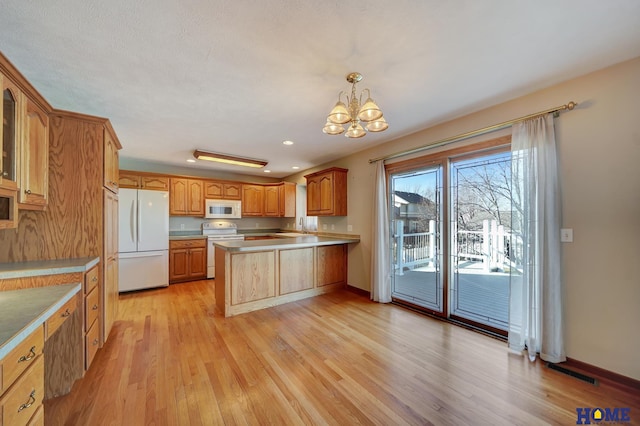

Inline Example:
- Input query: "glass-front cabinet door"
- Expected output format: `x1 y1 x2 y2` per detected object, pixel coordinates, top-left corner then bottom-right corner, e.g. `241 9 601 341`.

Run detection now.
1 73 20 190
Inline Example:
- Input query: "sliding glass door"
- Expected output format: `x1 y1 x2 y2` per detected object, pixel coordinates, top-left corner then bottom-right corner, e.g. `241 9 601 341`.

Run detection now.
387 140 513 334
449 152 513 332
389 165 444 314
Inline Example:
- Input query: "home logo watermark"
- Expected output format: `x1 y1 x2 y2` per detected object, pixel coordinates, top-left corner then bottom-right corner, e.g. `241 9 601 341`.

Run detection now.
576 407 631 424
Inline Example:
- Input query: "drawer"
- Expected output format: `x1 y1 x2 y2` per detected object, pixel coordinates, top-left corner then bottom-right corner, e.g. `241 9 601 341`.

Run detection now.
45 294 78 340
85 320 101 370
85 285 100 330
85 265 100 293
0 355 44 426
170 239 206 249
0 326 44 394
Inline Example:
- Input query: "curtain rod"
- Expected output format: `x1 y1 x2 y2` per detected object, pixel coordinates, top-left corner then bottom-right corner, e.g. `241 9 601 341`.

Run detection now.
368 101 577 164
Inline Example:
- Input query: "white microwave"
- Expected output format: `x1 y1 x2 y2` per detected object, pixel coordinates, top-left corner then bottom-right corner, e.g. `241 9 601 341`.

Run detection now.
204 199 242 219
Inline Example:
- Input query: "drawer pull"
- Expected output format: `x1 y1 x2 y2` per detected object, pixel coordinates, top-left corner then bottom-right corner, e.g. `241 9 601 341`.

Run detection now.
93 338 99 346
92 276 98 282
92 304 99 310
18 390 36 412
25 189 32 195
18 346 37 363
61 308 71 317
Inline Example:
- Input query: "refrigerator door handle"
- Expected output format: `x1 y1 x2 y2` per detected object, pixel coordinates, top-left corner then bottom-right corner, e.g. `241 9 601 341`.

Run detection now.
138 199 142 243
130 198 136 244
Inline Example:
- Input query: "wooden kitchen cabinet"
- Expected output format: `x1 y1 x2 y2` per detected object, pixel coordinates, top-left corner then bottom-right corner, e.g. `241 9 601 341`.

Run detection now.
103 127 119 193
170 178 204 216
263 182 296 217
305 167 348 216
317 244 347 286
169 239 207 283
103 189 118 343
118 170 169 191
18 97 49 210
84 264 102 370
241 184 264 216
264 185 279 216
0 73 20 191
204 180 241 200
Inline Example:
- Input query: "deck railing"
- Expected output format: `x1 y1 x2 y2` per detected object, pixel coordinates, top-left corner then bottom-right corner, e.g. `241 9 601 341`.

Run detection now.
393 219 522 275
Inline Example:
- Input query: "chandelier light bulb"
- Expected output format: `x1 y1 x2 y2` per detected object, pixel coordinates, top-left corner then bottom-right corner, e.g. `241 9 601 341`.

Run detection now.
366 116 389 132
345 122 366 138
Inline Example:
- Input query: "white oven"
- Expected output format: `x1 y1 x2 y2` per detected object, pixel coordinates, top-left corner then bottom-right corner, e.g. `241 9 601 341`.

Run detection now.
204 199 242 219
203 222 244 278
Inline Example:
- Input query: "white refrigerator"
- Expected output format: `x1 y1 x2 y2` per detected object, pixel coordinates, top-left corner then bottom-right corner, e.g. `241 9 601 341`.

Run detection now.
118 188 170 292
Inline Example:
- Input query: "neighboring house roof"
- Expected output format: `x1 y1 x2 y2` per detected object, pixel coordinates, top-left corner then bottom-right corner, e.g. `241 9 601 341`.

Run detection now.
394 191 433 206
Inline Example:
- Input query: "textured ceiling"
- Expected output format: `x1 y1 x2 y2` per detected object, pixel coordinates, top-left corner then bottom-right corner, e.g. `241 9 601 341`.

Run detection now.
1 1 640 177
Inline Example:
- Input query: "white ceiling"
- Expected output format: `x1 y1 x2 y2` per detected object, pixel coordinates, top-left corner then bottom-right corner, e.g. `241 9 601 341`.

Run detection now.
2 1 640 178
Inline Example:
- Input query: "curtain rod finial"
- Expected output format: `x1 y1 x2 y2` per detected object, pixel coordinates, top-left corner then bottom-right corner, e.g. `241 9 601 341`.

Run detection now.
567 101 577 110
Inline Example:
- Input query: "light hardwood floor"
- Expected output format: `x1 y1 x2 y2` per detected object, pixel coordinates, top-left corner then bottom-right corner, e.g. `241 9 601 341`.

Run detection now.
46 280 639 425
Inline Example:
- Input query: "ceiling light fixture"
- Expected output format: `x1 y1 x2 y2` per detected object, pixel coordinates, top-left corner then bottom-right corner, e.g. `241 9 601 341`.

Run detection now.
193 149 268 168
323 72 388 138
282 140 294 145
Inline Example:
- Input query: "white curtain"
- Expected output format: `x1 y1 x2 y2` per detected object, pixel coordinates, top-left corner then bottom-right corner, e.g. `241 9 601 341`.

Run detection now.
509 114 565 363
371 160 392 303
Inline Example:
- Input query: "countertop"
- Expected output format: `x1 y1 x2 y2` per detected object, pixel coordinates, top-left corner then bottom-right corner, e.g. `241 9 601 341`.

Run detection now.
213 235 360 252
0 283 81 359
0 257 100 280
169 235 208 241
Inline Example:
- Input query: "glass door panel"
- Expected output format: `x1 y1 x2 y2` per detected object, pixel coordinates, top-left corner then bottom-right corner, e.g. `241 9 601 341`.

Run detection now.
390 165 443 313
449 151 512 331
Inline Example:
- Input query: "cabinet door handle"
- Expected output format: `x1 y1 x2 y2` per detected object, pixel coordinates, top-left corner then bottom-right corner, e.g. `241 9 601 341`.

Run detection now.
24 189 32 195
93 338 99 346
92 304 99 310
18 346 37 363
92 276 98 282
18 390 36 412
61 309 71 317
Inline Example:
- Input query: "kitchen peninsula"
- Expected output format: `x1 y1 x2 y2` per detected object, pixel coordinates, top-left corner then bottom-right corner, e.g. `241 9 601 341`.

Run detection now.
214 235 359 317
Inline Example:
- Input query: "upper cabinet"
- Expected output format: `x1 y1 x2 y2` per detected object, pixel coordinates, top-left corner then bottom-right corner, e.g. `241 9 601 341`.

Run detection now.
1 73 20 191
264 182 296 217
19 97 48 209
241 184 264 217
119 170 169 191
204 180 241 200
103 127 119 193
305 167 348 216
170 178 204 216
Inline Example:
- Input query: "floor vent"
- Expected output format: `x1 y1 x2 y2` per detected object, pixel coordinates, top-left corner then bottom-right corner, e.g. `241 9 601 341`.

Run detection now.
547 363 598 385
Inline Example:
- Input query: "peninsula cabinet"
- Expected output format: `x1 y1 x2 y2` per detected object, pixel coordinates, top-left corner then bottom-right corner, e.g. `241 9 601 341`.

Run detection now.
169 239 207 283
204 180 242 200
119 170 169 191
305 167 348 216
170 178 204 216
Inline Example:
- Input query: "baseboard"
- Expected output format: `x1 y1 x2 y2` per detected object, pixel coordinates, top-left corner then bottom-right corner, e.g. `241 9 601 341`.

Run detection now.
345 284 370 298
564 357 640 392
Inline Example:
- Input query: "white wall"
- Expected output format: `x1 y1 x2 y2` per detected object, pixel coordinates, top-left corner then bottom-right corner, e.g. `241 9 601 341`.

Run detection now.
288 57 640 380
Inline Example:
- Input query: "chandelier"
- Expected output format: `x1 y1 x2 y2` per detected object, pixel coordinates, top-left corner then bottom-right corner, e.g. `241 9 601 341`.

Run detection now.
323 72 388 138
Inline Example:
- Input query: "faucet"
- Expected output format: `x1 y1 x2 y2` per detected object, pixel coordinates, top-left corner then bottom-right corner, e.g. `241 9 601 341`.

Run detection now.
299 217 307 233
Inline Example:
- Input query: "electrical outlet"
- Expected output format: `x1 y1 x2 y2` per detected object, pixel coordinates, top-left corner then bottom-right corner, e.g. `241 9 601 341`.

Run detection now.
323 224 327 230
347 225 353 232
331 224 335 231
560 228 573 242
180 224 185 230
255 223 259 228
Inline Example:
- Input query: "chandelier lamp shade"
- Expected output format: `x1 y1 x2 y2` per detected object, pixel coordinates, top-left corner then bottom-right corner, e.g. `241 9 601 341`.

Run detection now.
323 72 388 138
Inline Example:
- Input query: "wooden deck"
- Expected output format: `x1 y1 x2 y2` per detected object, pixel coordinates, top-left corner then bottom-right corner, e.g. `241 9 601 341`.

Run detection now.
393 267 515 329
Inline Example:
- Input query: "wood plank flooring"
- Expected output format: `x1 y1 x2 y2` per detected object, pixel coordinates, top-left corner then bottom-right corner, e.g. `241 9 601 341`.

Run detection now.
45 280 639 425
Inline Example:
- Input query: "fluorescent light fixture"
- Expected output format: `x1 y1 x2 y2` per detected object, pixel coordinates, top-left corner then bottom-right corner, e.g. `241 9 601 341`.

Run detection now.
193 150 268 168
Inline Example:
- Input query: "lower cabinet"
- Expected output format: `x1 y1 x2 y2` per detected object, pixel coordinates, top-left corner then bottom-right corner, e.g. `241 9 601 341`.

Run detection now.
83 265 101 371
169 239 207 283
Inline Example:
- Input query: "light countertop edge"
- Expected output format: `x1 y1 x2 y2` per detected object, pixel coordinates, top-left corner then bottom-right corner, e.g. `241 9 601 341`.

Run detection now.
213 236 360 252
0 256 99 280
0 283 81 360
